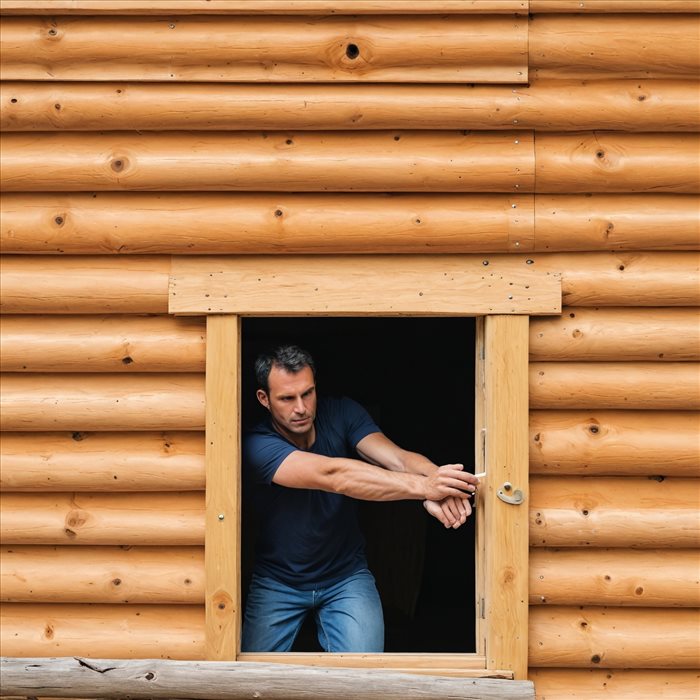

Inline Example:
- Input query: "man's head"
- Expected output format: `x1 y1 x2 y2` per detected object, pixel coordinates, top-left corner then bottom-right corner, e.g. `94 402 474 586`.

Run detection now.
255 345 317 443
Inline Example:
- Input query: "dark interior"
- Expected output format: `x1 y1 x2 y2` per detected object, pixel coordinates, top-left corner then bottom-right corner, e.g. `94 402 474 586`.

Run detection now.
241 316 477 653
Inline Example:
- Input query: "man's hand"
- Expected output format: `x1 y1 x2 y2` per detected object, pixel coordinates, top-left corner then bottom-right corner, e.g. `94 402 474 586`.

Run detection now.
422 463 479 502
423 495 472 529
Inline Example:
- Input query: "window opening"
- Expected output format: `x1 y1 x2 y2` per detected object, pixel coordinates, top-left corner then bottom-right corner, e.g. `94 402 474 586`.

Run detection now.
241 316 476 653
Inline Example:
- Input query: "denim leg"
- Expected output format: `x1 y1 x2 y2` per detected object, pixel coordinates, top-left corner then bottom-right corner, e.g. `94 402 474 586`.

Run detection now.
241 575 311 652
314 569 384 652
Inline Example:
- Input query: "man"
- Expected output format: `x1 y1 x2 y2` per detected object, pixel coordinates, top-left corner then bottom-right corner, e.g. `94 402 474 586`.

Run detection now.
242 344 479 653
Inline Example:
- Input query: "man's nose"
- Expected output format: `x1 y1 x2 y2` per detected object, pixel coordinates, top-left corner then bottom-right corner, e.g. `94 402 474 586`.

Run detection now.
293 397 305 413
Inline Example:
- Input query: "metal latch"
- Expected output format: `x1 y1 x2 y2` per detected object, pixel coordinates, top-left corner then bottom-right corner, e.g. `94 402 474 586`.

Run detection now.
497 482 524 505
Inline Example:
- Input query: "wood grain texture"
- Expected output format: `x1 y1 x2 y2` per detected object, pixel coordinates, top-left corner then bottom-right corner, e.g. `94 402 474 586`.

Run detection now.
535 133 700 193
169 255 561 316
0 1 531 13
0 15 527 83
533 194 700 252
3 81 698 132
531 0 700 11
0 131 534 193
0 255 170 314
0 431 205 492
1 546 204 604
0 604 205 659
0 192 534 255
530 14 700 79
529 548 700 607
529 607 700 668
0 373 205 431
0 657 535 700
529 362 700 410
0 315 205 372
529 307 700 361
205 316 240 661
529 476 699 548
481 316 529 679
0 492 204 545
529 410 700 477
528 669 700 700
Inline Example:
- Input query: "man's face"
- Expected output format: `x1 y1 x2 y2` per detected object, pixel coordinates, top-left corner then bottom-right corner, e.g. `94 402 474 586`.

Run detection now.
256 365 317 441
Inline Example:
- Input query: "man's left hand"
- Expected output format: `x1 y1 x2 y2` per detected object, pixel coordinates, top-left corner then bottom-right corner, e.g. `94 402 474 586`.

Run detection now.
423 495 472 529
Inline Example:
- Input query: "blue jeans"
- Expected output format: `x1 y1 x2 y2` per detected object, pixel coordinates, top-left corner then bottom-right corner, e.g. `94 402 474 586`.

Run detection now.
241 568 384 652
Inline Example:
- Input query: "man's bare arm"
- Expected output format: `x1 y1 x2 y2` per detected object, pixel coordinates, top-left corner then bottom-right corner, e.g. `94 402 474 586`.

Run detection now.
272 449 477 503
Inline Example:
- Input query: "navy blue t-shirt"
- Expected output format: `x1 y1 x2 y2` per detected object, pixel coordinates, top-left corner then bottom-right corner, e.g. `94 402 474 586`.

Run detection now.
243 396 381 589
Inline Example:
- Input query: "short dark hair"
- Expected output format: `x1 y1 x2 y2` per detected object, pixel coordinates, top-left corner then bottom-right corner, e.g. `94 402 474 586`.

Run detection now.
255 344 316 394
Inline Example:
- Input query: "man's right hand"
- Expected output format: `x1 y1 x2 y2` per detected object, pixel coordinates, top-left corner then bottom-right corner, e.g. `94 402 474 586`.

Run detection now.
422 463 479 502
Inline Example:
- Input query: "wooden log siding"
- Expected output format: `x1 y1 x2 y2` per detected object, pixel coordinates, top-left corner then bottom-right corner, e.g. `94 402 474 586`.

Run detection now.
0 492 205 545
529 607 700 668
529 362 700 410
0 193 537 255
529 477 699 548
529 14 700 80
2 253 698 313
0 315 206 372
3 193 700 255
0 432 205 491
0 374 205 431
0 15 529 84
528 669 700 700
529 308 700 361
0 255 169 314
1 546 205 604
529 549 700 607
0 604 205 659
3 81 699 133
529 410 700 477
0 131 535 193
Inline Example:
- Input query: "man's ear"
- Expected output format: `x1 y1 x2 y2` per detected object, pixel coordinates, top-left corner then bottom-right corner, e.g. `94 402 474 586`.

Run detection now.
256 389 270 410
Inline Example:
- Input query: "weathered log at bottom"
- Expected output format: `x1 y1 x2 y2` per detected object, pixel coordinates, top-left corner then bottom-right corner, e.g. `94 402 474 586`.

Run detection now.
0 657 535 700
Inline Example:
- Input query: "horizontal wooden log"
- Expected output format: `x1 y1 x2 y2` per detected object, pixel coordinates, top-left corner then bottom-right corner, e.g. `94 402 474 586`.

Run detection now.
530 252 700 307
3 81 698 132
535 133 700 194
530 308 700 361
1 546 204 604
529 362 700 410
0 605 204 659
170 254 562 315
529 476 699 548
530 15 700 79
0 315 206 372
0 374 205 431
529 410 700 476
0 492 204 545
529 607 700 668
528 669 700 700
0 15 527 83
0 657 534 700
2 193 698 255
0 131 533 193
0 432 205 491
0 1 531 13
0 193 534 255
0 255 170 314
533 194 700 251
529 548 700 607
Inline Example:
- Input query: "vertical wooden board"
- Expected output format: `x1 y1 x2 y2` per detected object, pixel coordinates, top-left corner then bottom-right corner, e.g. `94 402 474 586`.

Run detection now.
483 315 529 679
205 315 240 660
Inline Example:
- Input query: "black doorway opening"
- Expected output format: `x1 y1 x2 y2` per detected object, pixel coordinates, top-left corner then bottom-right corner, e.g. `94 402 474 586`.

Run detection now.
241 316 477 653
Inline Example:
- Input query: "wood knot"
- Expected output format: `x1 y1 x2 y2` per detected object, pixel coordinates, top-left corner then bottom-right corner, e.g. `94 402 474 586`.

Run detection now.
111 157 128 173
44 624 55 640
345 43 360 60
591 654 601 664
65 509 90 529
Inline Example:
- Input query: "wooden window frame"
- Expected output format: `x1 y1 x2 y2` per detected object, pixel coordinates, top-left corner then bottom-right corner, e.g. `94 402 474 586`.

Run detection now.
173 255 558 679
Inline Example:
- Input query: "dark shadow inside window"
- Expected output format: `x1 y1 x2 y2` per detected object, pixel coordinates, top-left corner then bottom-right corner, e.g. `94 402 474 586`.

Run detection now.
242 317 476 653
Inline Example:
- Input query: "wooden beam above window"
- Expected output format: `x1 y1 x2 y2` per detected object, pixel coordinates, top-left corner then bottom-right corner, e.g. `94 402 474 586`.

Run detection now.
168 255 562 316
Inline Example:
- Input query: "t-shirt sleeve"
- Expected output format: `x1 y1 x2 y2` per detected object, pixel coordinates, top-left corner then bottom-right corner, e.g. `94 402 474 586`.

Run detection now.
339 397 382 448
243 431 297 486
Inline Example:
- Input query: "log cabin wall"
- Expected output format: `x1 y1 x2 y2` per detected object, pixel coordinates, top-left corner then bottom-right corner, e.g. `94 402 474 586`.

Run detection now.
0 1 699 698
